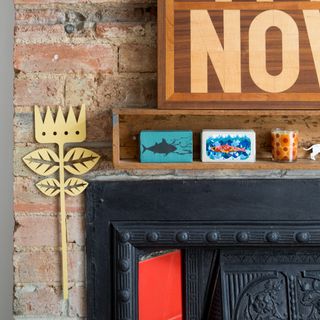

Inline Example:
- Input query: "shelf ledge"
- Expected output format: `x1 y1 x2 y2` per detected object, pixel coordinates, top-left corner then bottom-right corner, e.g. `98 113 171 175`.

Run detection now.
114 159 320 171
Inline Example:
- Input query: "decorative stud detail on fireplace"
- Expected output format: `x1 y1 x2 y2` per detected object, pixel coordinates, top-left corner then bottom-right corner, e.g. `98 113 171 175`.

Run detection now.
176 231 189 242
146 232 159 242
119 231 131 243
236 231 250 243
114 227 320 246
118 290 130 302
118 259 130 272
266 231 280 243
295 232 311 243
206 231 220 243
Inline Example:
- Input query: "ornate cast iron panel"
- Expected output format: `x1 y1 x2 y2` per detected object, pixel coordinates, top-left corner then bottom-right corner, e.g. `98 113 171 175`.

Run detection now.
221 249 320 320
86 179 320 320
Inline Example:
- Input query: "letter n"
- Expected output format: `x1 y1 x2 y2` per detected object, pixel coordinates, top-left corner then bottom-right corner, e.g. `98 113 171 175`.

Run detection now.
190 10 241 93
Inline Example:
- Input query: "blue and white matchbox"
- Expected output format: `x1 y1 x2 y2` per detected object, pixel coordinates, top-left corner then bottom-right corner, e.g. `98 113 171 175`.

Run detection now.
201 130 256 162
140 131 193 163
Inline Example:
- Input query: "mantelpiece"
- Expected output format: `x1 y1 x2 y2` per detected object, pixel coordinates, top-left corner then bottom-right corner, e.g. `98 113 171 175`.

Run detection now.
112 108 320 170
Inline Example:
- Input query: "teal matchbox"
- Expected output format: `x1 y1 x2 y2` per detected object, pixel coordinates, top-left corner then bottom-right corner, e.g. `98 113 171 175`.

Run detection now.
140 131 193 163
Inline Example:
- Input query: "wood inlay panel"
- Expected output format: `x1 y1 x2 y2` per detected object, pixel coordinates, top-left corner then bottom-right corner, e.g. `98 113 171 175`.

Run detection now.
158 0 320 109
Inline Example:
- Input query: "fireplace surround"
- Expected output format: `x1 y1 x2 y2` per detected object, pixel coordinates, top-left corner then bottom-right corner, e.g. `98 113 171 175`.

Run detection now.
86 179 320 320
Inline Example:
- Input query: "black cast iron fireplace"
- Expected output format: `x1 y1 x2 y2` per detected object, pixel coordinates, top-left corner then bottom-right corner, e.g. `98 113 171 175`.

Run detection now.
86 179 320 320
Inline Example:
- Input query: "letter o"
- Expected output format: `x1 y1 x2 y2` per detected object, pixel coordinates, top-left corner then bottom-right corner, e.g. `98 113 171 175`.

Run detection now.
249 10 300 93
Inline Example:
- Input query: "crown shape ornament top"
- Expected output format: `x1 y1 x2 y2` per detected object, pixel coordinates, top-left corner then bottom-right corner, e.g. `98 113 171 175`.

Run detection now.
34 105 86 144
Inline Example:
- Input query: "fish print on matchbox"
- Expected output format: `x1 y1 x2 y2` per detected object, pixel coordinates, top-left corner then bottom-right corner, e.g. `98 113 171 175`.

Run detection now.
201 130 256 163
140 131 193 163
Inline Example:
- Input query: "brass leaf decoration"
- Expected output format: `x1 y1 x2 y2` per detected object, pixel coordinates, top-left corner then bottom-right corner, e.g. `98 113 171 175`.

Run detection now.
23 106 100 300
23 148 59 176
64 178 88 196
64 148 100 175
36 178 61 197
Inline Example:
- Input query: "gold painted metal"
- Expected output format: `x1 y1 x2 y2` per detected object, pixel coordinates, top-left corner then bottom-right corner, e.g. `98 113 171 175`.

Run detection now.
23 105 100 300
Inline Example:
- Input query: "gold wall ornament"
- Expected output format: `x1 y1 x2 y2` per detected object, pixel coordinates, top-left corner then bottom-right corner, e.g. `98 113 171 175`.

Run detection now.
23 105 100 300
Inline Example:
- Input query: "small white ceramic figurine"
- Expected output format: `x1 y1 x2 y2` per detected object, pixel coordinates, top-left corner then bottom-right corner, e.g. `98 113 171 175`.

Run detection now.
304 144 320 160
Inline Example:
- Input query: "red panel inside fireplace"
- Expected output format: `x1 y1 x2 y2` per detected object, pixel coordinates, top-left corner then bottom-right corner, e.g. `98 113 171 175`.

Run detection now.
139 250 183 320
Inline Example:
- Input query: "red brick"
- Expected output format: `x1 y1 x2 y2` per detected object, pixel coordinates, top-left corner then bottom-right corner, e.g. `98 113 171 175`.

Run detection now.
14 285 63 316
15 0 156 3
96 22 146 44
14 216 59 248
15 9 65 25
14 251 84 283
119 44 156 73
14 76 64 106
14 0 97 3
86 109 112 142
14 25 66 43
96 22 145 37
96 21 156 46
65 74 97 107
14 112 34 143
67 216 85 246
95 5 157 23
69 286 86 317
14 215 85 247
14 44 116 73
97 74 157 108
15 0 76 3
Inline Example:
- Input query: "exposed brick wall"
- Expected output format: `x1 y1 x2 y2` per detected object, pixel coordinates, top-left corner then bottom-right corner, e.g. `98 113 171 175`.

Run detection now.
13 1 311 319
13 0 156 318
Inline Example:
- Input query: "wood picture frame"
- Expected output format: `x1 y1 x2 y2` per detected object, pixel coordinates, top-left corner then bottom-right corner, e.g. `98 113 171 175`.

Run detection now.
158 0 320 109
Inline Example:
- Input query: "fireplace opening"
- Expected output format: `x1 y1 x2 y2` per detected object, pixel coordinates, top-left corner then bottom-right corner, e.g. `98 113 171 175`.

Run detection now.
138 250 183 320
137 248 223 320
86 179 320 320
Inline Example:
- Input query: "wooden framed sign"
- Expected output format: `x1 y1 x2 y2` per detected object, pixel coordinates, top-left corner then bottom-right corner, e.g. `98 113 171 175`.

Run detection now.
158 0 320 109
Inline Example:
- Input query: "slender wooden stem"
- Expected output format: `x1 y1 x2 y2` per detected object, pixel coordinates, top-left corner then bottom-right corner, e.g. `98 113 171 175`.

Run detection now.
59 143 68 300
